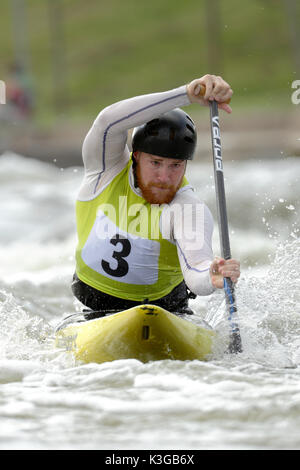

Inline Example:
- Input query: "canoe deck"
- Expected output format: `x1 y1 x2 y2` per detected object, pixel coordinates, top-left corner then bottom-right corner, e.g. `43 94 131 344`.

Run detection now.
55 304 215 363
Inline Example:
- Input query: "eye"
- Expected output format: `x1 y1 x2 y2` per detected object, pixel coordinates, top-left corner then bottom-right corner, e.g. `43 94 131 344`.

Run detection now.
151 160 161 167
171 162 182 169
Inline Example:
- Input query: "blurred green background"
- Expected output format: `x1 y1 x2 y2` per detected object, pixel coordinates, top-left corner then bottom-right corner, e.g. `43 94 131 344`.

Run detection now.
0 0 299 164
1 0 299 119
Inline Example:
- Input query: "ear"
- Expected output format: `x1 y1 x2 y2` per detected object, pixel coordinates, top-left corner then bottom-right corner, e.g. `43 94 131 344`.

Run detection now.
131 151 138 171
133 151 140 162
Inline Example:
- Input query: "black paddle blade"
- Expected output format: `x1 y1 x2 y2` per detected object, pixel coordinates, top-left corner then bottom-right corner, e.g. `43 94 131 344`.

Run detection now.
224 278 243 354
229 329 243 354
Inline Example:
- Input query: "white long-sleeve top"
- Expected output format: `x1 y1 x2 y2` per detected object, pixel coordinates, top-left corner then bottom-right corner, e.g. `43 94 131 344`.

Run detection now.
77 85 215 296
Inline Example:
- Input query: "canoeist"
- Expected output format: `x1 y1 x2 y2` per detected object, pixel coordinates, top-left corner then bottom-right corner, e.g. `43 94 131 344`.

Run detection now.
72 74 240 314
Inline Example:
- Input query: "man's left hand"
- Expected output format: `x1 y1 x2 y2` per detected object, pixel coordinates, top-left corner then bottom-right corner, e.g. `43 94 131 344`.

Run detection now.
210 257 240 289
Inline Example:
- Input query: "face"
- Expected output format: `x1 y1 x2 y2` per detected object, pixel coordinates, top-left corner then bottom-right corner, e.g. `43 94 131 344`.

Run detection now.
134 152 186 204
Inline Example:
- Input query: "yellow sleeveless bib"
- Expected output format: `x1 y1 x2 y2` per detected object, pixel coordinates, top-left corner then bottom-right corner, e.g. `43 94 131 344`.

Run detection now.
75 160 187 301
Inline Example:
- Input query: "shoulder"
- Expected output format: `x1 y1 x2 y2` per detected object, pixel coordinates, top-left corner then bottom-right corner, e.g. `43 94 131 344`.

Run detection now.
160 186 214 241
170 186 213 218
77 158 129 201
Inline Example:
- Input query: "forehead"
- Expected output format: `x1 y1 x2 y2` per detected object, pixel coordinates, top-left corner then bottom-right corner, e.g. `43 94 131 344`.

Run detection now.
141 153 184 164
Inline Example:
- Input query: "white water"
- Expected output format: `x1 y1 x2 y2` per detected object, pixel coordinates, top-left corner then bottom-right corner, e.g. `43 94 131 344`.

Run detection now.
0 152 299 450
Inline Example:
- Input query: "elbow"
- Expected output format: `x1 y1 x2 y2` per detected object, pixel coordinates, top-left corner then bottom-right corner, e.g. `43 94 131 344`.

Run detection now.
88 106 114 138
81 109 111 165
183 267 215 297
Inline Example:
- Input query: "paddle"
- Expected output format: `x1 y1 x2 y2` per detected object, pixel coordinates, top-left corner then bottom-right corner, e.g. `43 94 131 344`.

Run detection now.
194 84 242 353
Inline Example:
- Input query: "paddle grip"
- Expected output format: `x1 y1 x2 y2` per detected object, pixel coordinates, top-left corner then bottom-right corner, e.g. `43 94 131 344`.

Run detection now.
194 83 231 104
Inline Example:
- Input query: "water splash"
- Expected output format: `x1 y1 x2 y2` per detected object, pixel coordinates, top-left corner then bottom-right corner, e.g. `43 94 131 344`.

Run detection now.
205 236 300 367
0 288 75 374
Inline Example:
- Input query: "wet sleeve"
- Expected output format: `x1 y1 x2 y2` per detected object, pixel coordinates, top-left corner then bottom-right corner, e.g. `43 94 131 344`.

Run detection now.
161 193 216 296
176 203 215 296
78 85 191 200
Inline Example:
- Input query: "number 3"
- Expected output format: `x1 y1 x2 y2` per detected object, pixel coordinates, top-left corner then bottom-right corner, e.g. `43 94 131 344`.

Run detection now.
101 234 131 277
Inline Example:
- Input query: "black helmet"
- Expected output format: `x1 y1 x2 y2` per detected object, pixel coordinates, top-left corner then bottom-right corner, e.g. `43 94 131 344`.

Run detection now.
132 108 197 160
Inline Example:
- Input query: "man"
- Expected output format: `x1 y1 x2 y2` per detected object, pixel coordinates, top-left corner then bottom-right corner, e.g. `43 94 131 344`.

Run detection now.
72 74 240 315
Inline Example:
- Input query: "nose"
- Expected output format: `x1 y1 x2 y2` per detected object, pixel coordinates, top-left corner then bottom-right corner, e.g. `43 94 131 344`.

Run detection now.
156 165 170 184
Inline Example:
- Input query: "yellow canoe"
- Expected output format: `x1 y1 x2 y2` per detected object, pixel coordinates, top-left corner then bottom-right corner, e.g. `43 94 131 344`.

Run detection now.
55 304 215 364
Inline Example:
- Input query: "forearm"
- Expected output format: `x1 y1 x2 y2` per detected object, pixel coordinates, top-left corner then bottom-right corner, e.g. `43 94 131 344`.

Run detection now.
168 197 215 296
178 251 215 296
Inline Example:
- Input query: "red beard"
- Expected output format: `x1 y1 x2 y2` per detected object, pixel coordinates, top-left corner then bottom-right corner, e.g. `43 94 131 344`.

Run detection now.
136 163 183 204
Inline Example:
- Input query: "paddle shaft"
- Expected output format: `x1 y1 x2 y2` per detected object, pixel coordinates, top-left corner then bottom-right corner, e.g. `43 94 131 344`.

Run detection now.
209 100 242 354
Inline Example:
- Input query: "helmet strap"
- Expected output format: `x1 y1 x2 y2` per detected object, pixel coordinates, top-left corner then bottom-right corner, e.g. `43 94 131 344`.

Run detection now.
131 152 139 188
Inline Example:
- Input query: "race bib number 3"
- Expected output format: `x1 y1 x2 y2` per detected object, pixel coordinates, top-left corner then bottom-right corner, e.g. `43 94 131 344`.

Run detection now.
81 211 160 285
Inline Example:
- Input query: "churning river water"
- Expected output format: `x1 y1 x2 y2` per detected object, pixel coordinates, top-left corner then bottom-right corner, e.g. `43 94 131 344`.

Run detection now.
0 152 299 450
